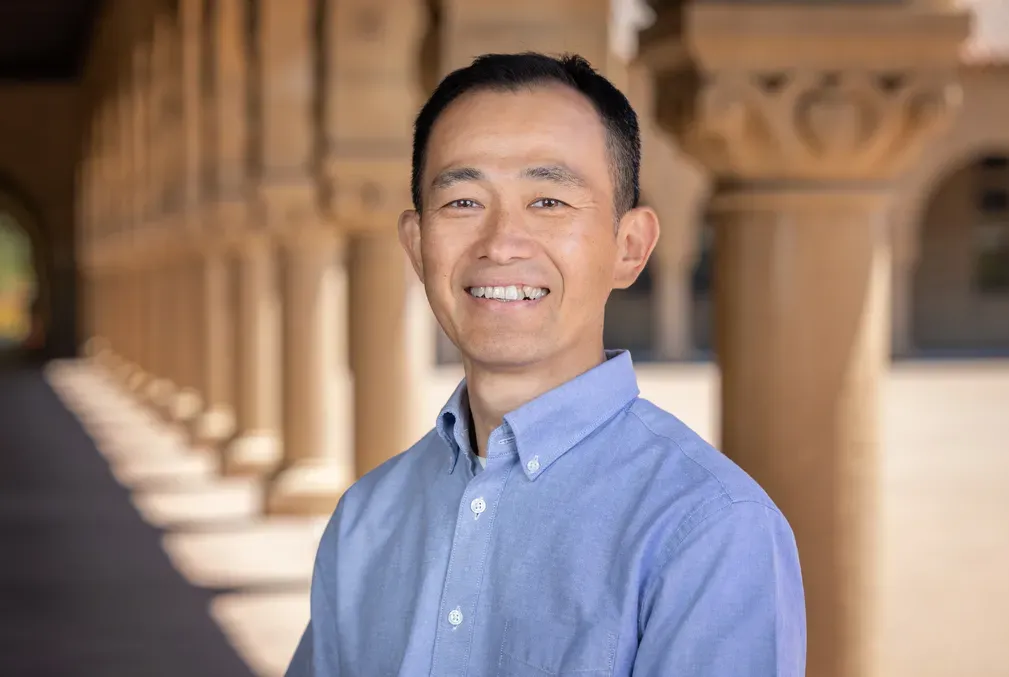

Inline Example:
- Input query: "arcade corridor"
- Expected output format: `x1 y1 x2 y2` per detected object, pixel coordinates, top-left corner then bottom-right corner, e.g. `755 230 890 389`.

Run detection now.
0 366 255 677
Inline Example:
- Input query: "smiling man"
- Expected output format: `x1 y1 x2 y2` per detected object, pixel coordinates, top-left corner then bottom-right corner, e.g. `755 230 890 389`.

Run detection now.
286 53 806 677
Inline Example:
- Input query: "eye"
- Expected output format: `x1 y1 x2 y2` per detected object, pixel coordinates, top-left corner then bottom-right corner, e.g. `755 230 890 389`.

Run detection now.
444 198 481 209
530 198 567 209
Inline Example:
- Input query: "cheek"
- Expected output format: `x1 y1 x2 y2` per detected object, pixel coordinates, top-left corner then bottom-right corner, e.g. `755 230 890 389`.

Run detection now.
420 232 466 290
550 231 617 295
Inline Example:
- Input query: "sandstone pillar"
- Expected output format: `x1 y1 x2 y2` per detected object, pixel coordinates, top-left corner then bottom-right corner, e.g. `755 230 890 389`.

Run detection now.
146 264 175 409
224 233 283 476
442 0 609 71
144 10 179 408
169 0 207 428
209 0 282 475
319 0 427 475
269 226 355 514
191 246 236 448
349 233 420 475
129 22 152 386
258 0 354 514
166 258 204 425
640 5 967 676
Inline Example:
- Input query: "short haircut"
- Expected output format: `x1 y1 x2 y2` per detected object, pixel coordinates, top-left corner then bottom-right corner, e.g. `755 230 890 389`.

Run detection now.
410 52 641 217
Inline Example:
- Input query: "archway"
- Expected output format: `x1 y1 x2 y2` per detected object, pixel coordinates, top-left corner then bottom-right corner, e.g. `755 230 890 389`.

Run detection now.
0 185 49 362
0 214 37 349
913 152 1009 354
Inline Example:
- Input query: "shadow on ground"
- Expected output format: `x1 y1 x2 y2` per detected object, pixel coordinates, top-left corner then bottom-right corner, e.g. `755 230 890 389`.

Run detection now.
0 366 257 677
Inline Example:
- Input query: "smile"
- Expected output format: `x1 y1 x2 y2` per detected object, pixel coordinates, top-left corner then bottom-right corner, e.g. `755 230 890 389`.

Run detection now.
466 285 550 302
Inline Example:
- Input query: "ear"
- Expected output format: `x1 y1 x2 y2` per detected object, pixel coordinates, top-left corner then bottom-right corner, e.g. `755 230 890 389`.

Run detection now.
612 206 660 290
397 209 424 280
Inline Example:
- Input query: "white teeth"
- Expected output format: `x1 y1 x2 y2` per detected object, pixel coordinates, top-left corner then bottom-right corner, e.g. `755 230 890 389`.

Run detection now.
468 285 549 301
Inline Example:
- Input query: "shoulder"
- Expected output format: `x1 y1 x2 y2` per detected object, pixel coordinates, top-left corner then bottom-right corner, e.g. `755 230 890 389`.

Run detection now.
625 397 780 512
613 398 795 564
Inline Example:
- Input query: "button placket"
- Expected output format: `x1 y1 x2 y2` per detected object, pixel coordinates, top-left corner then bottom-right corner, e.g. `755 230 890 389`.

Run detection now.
430 459 512 676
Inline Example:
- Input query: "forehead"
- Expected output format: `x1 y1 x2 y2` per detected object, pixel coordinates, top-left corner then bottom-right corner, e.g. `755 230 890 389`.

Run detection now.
425 83 611 179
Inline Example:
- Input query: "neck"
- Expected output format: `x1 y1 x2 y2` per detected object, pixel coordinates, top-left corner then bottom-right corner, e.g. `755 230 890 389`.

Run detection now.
464 342 606 457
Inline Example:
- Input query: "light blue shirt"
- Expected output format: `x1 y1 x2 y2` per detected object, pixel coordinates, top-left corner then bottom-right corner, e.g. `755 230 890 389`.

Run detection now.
286 350 806 676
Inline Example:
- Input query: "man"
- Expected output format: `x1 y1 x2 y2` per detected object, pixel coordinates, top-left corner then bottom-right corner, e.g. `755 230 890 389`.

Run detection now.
286 52 805 676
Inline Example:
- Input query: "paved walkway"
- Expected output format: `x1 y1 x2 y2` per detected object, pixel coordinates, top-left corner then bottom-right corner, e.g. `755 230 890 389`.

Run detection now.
2 358 1007 676
0 367 259 677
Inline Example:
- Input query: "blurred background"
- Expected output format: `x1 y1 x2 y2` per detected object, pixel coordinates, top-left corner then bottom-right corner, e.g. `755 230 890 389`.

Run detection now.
0 0 1007 676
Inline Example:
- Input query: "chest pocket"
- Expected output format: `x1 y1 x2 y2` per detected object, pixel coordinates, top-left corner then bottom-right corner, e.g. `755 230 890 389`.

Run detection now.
496 617 618 677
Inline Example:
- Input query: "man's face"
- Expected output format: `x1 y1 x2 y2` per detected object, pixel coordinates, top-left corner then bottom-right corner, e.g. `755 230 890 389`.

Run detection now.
400 84 656 371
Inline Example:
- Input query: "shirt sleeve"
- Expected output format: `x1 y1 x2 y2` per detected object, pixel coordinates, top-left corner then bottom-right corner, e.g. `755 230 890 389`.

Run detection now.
284 501 346 677
633 499 806 676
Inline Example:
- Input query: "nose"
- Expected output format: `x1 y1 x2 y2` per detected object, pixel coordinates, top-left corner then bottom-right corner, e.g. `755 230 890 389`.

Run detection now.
477 204 535 264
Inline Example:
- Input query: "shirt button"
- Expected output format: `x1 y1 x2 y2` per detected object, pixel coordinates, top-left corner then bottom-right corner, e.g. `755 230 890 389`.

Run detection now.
526 456 540 473
448 607 464 626
470 497 486 515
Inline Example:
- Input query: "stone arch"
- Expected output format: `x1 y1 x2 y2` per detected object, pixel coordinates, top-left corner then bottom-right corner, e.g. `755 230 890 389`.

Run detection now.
901 138 1009 258
910 148 1009 354
0 176 51 358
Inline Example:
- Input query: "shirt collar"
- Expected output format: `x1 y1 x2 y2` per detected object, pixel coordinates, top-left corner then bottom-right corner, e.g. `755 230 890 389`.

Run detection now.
436 350 640 479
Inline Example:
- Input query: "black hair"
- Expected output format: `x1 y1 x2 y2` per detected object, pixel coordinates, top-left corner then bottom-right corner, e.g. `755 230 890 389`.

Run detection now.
410 52 641 216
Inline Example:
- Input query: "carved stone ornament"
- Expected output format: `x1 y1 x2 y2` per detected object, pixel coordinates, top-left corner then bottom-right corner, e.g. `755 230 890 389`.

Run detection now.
668 68 962 181
639 3 970 183
256 181 321 234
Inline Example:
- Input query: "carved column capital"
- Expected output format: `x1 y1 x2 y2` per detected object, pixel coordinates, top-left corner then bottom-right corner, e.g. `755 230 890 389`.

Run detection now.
256 181 322 235
639 4 970 184
320 0 427 231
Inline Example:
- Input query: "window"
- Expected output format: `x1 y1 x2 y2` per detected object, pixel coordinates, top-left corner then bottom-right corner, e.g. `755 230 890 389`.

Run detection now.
979 155 1009 170
978 189 1009 214
973 222 1009 294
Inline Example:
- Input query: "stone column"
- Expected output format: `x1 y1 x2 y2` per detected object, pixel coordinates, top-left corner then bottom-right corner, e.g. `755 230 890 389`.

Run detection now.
349 233 420 475
191 245 236 448
269 226 356 514
165 256 204 425
442 0 609 71
210 0 282 475
144 11 178 409
128 21 152 387
98 94 116 364
258 0 355 514
640 6 967 677
224 232 283 476
319 0 427 476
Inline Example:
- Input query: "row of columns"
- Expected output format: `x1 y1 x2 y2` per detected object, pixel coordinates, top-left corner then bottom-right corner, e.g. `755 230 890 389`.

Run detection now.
76 1 969 677
79 0 433 514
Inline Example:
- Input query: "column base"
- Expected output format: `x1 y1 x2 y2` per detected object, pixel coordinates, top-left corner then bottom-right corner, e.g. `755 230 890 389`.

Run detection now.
188 406 236 450
265 460 354 516
166 387 204 425
125 368 151 394
83 337 110 360
222 431 282 477
113 361 143 388
145 378 175 408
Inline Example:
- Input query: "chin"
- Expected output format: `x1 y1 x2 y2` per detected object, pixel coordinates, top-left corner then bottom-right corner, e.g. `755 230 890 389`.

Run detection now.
459 338 551 371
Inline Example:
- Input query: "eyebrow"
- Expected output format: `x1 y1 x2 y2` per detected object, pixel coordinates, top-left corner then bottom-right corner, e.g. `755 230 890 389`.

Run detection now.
429 164 589 192
520 164 588 189
431 167 485 191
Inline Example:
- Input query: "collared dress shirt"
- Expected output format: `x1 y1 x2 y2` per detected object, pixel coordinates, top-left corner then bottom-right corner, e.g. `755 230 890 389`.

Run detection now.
286 350 806 676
